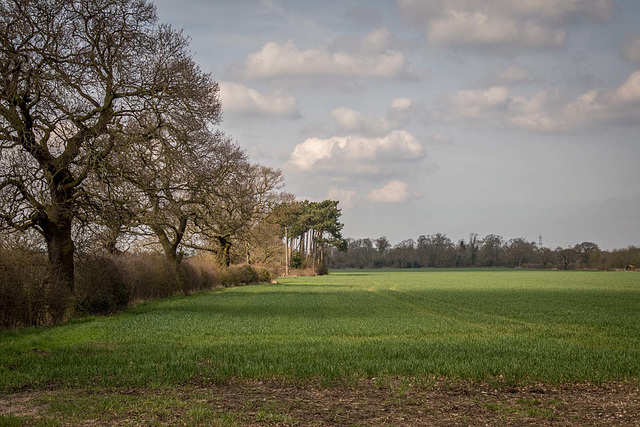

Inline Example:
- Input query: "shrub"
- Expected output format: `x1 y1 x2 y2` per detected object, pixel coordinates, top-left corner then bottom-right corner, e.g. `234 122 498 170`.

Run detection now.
290 251 303 268
0 249 48 328
288 267 316 277
256 267 271 283
116 254 180 301
1 249 270 329
316 259 328 276
181 256 220 292
75 256 130 315
218 264 267 287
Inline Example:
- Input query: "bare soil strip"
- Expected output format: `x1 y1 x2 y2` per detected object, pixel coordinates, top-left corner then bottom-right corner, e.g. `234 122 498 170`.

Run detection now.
1 379 639 426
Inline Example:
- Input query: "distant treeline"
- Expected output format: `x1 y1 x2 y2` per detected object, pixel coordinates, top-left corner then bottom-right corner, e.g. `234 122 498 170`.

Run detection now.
327 234 640 270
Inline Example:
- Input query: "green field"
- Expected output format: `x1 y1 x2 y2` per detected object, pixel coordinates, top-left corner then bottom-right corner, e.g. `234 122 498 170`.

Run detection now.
1 269 640 391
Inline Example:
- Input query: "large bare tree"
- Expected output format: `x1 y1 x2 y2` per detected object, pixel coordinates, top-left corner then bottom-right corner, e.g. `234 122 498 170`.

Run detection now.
109 120 247 283
0 0 219 294
189 164 283 267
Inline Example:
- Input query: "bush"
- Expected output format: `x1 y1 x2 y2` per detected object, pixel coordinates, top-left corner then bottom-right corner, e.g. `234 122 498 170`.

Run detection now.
181 256 220 292
219 264 268 287
256 267 271 283
290 251 303 268
0 249 48 328
1 249 271 330
316 259 328 276
116 254 180 301
75 256 130 315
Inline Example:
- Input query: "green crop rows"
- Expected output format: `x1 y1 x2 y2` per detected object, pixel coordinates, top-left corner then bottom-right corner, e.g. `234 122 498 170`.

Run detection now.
1 269 639 390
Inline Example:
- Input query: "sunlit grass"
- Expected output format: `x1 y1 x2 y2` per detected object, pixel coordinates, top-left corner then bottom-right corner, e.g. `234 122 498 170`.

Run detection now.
1 269 639 390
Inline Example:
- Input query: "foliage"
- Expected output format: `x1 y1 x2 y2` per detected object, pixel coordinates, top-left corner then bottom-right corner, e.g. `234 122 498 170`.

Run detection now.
272 198 346 275
0 0 287 310
0 248 49 328
0 249 273 328
329 233 640 271
290 250 303 268
75 256 130 315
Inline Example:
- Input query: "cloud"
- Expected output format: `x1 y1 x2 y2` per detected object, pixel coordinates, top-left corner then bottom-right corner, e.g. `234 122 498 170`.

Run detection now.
433 86 567 131
329 98 422 136
219 81 299 117
366 180 416 203
344 6 383 28
622 36 640 64
397 0 612 51
327 187 356 209
235 29 413 79
287 130 425 174
508 91 566 131
431 70 640 132
428 12 566 49
425 133 454 145
494 65 531 84
391 98 412 109
562 70 640 126
330 107 395 136
434 87 510 120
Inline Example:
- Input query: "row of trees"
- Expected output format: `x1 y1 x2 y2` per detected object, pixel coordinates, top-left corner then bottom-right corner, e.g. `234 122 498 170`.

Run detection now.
327 233 640 271
0 0 289 302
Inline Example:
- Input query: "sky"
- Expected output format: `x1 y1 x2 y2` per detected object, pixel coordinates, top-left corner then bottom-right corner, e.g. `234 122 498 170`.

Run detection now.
153 0 640 249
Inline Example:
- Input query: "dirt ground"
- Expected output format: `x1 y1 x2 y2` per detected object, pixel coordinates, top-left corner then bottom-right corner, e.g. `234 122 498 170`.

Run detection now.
1 379 639 425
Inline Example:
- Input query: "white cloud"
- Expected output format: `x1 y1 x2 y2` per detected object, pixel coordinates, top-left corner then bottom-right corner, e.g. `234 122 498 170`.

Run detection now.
622 36 640 64
425 133 454 145
391 98 412 110
495 65 531 84
432 71 640 132
329 98 422 136
330 107 394 136
562 71 640 126
366 180 415 203
434 87 510 120
236 29 412 79
397 0 612 51
614 71 640 102
327 187 356 209
287 130 425 174
219 81 299 117
428 12 566 49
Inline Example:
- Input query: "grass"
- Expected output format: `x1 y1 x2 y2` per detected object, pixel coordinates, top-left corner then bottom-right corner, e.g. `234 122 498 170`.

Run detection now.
1 269 640 391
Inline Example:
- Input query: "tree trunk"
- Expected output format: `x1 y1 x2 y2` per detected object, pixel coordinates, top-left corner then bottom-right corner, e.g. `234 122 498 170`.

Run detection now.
217 236 232 267
311 230 317 273
153 227 187 295
40 217 75 322
284 226 289 276
299 231 305 262
42 218 75 294
104 226 123 255
223 242 231 267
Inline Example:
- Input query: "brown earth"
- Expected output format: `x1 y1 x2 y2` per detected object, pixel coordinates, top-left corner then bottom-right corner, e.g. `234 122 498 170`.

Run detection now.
1 379 639 425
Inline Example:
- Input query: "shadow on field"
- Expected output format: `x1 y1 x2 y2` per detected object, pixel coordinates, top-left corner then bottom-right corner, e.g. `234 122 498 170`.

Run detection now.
147 291 384 320
273 283 354 288
326 272 371 276
136 287 640 331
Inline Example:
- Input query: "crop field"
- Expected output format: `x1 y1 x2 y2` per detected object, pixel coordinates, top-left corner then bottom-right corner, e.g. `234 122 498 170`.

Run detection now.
1 269 640 425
